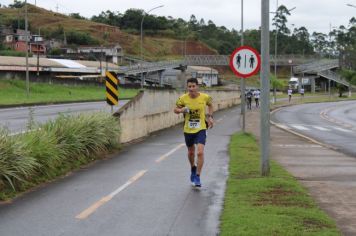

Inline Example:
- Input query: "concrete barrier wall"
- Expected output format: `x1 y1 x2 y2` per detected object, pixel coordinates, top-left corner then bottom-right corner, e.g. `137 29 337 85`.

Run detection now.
115 89 240 143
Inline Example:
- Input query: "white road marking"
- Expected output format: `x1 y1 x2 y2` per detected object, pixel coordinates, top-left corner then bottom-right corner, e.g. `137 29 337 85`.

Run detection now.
76 170 147 220
273 144 322 148
333 127 352 133
313 126 330 131
155 143 185 163
291 125 310 131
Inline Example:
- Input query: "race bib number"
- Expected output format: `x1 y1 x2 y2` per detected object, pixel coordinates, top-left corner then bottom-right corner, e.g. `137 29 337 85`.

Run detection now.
188 120 201 129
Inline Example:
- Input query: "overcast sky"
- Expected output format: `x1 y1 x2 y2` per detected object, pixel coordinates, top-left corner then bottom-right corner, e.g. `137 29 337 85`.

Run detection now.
2 0 356 34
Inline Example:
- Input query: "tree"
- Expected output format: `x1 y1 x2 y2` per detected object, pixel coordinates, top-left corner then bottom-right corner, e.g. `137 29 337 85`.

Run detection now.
272 5 291 36
9 0 24 8
311 32 328 55
188 14 198 31
121 9 143 30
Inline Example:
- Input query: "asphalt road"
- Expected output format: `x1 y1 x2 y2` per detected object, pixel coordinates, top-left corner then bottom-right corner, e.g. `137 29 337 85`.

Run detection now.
0 101 128 134
0 106 241 236
271 100 356 157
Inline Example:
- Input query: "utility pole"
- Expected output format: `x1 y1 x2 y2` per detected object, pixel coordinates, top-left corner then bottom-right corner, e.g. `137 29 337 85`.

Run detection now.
261 0 270 176
100 46 103 75
240 0 246 133
36 28 40 78
25 0 30 97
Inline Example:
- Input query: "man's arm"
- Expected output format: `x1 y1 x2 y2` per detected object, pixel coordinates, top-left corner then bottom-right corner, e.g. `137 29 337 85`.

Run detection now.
206 104 214 128
174 106 185 114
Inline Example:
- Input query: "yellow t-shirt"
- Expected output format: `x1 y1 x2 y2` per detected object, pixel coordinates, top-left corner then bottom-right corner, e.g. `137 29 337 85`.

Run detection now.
176 92 213 134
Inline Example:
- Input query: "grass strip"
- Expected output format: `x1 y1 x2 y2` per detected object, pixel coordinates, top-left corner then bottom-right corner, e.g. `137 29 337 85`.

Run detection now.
220 132 340 236
0 79 138 105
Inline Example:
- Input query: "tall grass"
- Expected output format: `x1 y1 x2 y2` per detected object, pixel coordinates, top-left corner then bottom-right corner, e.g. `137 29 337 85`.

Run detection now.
0 129 39 190
0 112 120 199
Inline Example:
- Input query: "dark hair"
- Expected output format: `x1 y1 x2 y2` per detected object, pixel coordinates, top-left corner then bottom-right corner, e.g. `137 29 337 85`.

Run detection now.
187 78 198 85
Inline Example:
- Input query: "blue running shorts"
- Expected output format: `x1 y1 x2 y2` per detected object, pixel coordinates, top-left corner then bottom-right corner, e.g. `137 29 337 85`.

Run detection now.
184 130 207 147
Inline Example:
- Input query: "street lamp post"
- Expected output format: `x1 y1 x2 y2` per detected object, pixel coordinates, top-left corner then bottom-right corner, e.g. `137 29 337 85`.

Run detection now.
140 5 164 60
240 0 246 133
271 2 296 103
261 0 270 176
25 0 30 97
140 5 163 88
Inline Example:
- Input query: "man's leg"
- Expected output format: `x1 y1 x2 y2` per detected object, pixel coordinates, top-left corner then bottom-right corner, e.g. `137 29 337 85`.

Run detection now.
196 144 205 176
187 146 195 168
185 133 197 184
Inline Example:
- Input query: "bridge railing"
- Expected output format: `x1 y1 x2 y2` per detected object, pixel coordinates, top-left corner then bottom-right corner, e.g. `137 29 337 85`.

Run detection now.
318 70 350 87
183 54 321 66
293 59 339 74
120 60 184 75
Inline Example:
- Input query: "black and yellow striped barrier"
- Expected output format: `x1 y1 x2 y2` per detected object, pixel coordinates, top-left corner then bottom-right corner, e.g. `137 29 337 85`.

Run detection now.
105 71 119 106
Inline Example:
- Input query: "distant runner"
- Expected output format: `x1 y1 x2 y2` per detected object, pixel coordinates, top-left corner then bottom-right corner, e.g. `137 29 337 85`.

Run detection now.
300 88 305 97
288 88 293 102
174 78 214 187
246 90 253 110
253 89 261 108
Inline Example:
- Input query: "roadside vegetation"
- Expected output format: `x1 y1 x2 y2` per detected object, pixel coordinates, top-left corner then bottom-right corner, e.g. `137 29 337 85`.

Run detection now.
220 132 340 235
0 112 120 200
0 79 138 106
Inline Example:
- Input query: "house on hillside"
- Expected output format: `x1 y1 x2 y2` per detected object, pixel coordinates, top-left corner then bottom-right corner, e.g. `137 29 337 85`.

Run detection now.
3 29 46 54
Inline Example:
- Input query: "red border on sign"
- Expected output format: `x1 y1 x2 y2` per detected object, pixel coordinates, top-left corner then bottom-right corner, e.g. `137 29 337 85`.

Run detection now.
229 46 261 78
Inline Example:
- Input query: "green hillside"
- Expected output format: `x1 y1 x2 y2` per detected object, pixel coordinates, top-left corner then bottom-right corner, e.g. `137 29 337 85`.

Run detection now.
0 4 217 61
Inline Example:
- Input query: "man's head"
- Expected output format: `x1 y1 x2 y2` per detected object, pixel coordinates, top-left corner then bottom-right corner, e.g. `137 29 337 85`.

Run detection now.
186 78 199 96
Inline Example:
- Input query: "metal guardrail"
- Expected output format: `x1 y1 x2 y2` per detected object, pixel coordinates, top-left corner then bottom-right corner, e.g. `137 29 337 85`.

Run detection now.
184 55 229 66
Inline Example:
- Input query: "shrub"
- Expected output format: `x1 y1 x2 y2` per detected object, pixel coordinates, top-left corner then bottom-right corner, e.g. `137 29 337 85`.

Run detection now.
66 31 99 45
0 112 120 195
0 129 39 190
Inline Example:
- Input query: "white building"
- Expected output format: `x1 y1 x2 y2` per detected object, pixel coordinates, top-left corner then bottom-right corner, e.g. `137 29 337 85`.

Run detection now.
187 66 219 87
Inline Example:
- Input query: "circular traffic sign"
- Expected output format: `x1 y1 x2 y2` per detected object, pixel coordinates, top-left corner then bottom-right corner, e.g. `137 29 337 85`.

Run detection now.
229 46 261 78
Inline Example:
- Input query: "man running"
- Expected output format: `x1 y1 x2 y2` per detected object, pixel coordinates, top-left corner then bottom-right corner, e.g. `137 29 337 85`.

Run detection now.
174 78 214 187
253 89 260 108
246 89 253 110
288 88 293 102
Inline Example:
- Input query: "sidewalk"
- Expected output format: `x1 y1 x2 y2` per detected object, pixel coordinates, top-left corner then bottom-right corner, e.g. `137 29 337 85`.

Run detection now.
245 108 356 236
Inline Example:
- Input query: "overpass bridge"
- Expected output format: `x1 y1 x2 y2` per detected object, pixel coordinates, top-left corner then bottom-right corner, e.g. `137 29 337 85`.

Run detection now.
119 54 319 86
120 55 352 92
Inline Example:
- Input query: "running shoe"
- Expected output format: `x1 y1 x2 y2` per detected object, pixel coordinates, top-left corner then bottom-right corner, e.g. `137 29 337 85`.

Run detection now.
194 175 201 187
190 166 197 184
